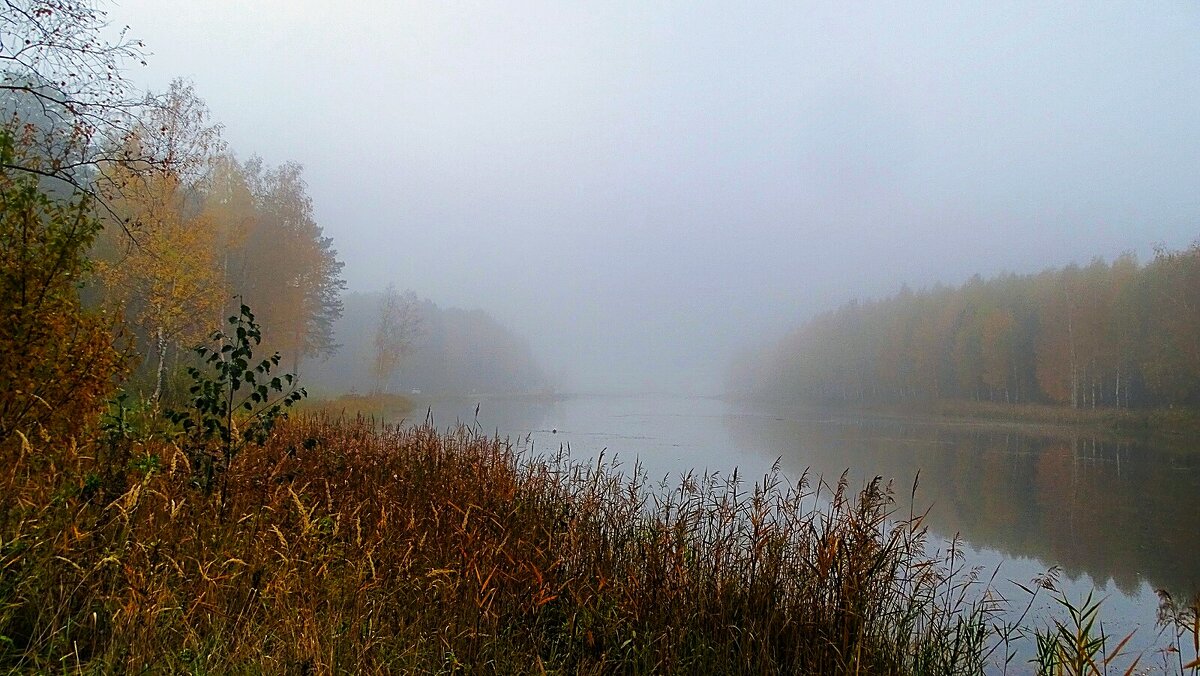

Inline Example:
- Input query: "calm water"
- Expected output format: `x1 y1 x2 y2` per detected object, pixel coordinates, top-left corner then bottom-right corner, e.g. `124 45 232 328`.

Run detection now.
419 394 1200 666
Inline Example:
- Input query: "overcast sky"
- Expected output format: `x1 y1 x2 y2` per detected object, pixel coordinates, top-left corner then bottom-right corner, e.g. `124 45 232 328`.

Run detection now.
105 1 1200 393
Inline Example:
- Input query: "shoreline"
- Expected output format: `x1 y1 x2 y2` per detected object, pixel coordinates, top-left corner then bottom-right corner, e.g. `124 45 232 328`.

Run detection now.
728 396 1200 449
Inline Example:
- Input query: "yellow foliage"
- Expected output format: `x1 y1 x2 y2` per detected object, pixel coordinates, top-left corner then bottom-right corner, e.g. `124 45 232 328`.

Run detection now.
98 169 227 348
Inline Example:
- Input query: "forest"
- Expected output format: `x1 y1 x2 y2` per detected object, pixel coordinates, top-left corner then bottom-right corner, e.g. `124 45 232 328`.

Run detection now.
5 70 545 412
730 250 1200 411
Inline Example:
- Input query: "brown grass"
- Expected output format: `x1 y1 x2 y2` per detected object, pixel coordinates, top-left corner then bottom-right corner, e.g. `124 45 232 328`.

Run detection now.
3 414 1188 674
299 392 414 424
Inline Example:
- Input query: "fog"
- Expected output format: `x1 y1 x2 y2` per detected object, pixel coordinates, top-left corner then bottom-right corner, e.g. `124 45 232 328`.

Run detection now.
108 1 1200 394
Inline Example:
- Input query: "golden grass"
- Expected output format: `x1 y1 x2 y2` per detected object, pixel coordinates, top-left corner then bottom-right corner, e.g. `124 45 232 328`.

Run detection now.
299 392 414 424
1 415 1195 673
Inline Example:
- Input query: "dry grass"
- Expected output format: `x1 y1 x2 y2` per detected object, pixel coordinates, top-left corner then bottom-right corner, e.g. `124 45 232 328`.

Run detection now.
0 414 1191 674
299 392 414 424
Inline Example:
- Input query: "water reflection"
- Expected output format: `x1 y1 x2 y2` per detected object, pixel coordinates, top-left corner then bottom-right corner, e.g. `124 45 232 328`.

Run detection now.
724 409 1200 599
417 395 1200 601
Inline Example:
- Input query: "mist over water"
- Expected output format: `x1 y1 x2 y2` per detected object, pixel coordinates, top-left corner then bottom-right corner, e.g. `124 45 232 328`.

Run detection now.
428 395 1200 595
425 393 1200 659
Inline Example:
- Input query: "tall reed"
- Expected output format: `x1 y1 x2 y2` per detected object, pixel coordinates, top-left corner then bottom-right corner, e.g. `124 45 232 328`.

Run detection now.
0 415 1190 673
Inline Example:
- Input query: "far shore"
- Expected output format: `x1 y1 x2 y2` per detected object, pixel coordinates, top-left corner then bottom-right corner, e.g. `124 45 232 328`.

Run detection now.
304 389 1200 452
730 396 1200 448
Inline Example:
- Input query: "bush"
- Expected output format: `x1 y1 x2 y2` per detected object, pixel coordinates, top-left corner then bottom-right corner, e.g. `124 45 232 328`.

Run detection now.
0 131 125 449
166 303 305 499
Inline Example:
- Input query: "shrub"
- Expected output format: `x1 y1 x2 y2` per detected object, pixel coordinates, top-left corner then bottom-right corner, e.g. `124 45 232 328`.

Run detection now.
0 130 125 449
166 303 305 499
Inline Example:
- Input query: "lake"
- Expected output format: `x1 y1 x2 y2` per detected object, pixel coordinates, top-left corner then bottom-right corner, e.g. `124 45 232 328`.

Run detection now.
416 394 1200 667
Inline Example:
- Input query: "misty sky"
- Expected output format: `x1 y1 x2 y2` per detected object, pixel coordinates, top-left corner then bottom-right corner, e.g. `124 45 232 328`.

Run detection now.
106 1 1200 393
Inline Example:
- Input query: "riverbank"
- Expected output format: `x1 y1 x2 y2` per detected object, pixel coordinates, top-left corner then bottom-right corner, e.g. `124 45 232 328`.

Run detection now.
748 398 1200 449
298 391 415 423
923 399 1200 437
4 412 1199 672
0 415 1064 673
300 390 571 427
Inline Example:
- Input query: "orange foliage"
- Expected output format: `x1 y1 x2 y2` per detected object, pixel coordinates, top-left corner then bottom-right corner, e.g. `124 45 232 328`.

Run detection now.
0 136 126 446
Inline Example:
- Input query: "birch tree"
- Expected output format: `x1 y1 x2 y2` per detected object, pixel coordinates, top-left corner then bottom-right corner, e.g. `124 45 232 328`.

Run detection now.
94 81 225 402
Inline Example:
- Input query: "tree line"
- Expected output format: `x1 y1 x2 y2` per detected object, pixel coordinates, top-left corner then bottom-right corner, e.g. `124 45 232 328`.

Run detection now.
89 80 345 402
304 290 549 397
730 246 1200 410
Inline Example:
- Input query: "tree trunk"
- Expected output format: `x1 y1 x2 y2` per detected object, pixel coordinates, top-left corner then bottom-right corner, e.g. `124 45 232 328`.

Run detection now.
152 326 167 405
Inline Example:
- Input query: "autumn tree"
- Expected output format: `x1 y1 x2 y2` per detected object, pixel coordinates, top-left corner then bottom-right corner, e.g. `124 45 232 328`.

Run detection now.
980 307 1016 402
97 138 347 396
372 284 423 393
97 172 225 401
200 154 256 323
0 130 124 446
1105 253 1141 408
94 81 225 402
1140 245 1200 404
237 160 345 373
3 5 349 411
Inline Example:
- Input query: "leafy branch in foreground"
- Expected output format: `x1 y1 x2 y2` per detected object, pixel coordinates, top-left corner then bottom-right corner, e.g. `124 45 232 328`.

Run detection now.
166 303 305 496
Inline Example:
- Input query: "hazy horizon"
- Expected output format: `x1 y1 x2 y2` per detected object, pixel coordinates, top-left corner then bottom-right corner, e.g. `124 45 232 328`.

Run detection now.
106 1 1200 393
